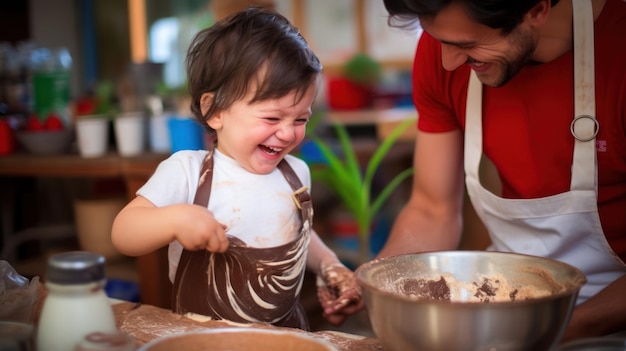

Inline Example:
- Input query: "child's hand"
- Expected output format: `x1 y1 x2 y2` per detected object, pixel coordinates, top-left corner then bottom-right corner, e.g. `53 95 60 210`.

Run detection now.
171 204 229 253
316 262 364 326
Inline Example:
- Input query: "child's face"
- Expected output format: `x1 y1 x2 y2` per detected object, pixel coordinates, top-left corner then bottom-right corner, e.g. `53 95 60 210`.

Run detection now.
207 83 316 174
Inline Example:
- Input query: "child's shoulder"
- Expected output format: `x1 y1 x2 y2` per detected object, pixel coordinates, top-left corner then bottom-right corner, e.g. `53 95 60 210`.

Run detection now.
284 154 310 172
283 154 311 187
167 149 211 165
159 150 211 175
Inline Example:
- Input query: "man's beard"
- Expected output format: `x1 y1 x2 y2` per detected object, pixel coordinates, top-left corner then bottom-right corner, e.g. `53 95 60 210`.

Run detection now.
493 27 537 87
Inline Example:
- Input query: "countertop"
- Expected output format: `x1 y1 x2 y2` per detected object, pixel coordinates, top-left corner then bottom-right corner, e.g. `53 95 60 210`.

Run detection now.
31 284 382 350
111 301 383 351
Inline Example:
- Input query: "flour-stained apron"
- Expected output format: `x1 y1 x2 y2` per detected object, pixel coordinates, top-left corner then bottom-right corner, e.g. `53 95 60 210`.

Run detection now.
463 0 626 303
171 150 313 329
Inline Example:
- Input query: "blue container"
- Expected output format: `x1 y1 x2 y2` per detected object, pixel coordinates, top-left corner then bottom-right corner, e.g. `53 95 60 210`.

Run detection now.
167 117 205 153
105 279 140 302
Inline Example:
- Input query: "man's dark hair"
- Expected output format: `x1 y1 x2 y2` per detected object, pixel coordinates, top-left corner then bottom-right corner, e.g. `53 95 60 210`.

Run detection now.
186 6 322 139
384 0 561 34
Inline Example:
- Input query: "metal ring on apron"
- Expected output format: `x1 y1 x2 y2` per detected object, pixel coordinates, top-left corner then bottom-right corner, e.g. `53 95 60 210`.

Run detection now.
570 114 599 141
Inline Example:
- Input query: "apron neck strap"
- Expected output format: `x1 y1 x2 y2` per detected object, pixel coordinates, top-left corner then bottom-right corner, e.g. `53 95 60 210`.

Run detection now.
570 0 598 191
464 0 598 191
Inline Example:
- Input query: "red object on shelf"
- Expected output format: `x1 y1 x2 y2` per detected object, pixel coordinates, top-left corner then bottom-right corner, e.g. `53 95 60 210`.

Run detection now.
43 113 65 130
0 119 16 155
326 76 373 110
75 96 97 116
25 115 44 132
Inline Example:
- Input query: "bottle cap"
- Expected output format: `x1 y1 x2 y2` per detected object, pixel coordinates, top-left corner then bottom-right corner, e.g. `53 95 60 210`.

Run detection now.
46 251 106 284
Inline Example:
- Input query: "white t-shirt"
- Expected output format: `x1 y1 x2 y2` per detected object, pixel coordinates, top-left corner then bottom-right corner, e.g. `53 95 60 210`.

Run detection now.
137 149 312 282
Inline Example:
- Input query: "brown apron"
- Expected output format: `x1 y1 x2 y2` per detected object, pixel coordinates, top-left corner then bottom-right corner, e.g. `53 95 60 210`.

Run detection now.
171 150 313 330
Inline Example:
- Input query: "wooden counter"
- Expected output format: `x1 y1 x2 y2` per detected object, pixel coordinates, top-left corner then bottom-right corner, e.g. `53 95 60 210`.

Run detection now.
111 301 383 350
0 151 172 308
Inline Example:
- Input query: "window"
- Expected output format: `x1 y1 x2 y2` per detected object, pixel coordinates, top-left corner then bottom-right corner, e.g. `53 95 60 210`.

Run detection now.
146 0 421 90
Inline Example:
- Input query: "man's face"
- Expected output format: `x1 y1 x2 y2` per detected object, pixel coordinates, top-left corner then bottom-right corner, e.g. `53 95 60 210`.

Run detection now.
420 3 537 87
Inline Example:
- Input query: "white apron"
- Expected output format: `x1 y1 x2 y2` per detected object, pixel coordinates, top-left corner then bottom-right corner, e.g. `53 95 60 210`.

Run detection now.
463 0 626 304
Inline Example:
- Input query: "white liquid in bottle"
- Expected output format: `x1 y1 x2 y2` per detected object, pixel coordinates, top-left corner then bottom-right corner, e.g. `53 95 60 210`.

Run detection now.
36 251 117 351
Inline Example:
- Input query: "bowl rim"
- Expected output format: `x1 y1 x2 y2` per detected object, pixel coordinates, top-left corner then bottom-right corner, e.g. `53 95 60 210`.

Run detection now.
136 327 339 351
355 250 587 306
15 128 73 136
557 336 626 350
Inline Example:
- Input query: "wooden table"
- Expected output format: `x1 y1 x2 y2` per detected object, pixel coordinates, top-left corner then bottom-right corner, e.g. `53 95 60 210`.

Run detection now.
0 151 173 309
110 301 383 350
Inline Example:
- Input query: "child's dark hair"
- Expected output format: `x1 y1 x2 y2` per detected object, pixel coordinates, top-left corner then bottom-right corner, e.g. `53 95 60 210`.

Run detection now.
186 6 322 140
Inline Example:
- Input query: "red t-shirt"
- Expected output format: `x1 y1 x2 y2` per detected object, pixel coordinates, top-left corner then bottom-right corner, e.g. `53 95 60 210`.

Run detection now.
413 0 626 261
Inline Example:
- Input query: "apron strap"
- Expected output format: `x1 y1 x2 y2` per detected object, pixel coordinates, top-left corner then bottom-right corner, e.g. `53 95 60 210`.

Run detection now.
464 71 484 180
570 0 598 191
192 149 215 207
277 161 312 212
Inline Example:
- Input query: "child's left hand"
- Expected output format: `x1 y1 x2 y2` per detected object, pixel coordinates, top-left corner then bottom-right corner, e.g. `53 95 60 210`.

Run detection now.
316 262 364 326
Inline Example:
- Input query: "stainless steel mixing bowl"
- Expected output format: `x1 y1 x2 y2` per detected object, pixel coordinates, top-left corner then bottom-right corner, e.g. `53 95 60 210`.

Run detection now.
138 328 338 351
356 251 587 351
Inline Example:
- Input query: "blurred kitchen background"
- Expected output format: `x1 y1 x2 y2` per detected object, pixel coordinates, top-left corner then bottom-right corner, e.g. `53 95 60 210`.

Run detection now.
0 0 492 334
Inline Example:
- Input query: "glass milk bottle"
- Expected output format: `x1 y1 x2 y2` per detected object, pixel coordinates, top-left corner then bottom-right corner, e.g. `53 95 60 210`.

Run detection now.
37 251 117 351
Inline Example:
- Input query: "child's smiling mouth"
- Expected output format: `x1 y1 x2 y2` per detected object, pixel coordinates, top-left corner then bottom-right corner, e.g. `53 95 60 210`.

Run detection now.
260 145 283 155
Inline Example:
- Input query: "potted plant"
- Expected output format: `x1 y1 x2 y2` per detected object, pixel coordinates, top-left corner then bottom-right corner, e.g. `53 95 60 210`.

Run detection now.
305 113 414 264
73 80 119 158
326 53 382 111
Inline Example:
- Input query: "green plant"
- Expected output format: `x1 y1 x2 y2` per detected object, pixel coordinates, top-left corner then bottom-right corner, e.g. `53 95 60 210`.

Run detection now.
92 80 118 116
306 113 414 263
343 53 382 87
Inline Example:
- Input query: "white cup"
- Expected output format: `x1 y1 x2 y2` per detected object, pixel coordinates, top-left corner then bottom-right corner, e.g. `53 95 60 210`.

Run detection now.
114 112 145 157
75 117 109 158
149 113 171 153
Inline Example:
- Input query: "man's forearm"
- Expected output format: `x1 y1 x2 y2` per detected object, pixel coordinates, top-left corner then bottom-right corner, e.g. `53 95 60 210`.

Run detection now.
561 274 626 342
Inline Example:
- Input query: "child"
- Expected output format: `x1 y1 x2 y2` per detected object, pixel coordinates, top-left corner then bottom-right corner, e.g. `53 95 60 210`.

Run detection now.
111 7 363 330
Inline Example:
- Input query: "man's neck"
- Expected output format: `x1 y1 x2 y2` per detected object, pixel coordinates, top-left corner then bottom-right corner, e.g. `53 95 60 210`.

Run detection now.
533 0 606 63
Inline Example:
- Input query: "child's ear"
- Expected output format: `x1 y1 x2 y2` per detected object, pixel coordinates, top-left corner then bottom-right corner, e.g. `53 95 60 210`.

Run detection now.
201 92 223 130
200 92 214 116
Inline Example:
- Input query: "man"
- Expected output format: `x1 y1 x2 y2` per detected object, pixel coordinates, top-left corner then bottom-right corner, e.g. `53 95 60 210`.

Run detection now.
378 0 626 342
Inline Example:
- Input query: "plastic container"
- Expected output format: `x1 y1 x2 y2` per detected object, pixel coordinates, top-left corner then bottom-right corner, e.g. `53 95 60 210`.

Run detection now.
114 112 145 157
149 113 171 153
167 117 204 153
0 119 16 155
75 117 110 158
36 251 117 351
31 47 72 124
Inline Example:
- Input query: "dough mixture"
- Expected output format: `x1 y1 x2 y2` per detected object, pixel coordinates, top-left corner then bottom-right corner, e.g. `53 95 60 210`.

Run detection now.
396 273 555 303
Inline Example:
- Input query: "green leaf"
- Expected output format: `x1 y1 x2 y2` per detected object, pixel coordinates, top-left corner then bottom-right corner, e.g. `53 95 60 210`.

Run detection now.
305 110 415 260
332 123 363 185
364 118 414 190
370 167 414 219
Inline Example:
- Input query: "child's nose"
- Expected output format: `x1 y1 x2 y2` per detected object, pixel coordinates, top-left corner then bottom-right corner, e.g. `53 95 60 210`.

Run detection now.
276 123 296 141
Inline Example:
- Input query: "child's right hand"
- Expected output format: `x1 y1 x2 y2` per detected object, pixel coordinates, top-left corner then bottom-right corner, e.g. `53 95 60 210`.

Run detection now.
170 204 230 253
